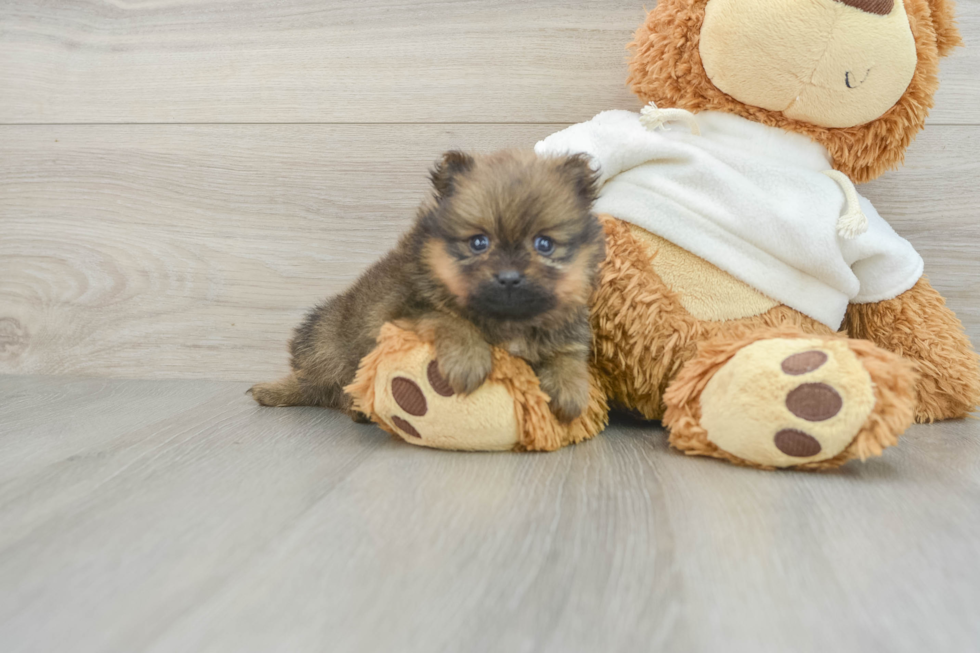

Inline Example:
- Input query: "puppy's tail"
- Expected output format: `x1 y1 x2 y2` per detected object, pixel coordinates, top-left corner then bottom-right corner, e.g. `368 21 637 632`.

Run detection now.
248 373 305 407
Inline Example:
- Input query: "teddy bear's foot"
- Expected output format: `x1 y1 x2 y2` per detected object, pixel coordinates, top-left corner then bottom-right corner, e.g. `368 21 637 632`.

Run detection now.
352 337 521 451
663 329 917 470
344 324 609 452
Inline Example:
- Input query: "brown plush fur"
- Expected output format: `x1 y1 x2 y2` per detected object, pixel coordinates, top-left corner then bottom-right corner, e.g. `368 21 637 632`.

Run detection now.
626 0 962 183
844 277 980 422
590 215 835 420
251 150 605 424
346 324 609 451
928 0 965 56
592 216 922 467
662 328 918 471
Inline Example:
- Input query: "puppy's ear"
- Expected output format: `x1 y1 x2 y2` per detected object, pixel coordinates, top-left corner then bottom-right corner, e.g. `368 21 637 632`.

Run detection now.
556 153 600 206
430 151 476 199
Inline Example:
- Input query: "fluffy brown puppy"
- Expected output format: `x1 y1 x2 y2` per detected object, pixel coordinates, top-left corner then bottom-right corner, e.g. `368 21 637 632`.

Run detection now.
250 150 604 423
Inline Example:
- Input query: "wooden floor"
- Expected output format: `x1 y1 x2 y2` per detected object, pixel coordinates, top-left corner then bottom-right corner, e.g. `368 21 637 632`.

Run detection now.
3 1 980 650
0 375 978 653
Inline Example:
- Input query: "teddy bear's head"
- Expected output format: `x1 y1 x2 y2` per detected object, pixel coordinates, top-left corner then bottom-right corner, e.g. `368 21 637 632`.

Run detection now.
628 0 961 182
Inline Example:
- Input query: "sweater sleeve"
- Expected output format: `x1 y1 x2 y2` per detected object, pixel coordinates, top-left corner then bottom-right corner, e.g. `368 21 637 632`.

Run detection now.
534 110 672 187
843 195 924 304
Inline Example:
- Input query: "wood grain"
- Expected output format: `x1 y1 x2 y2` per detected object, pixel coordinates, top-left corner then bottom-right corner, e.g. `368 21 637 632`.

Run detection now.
1 377 978 652
0 0 977 125
0 0 643 125
2 124 978 381
933 0 980 123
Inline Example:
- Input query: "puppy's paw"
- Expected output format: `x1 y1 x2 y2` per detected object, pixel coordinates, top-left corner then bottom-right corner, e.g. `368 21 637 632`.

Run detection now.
540 370 590 424
348 409 372 424
436 341 493 395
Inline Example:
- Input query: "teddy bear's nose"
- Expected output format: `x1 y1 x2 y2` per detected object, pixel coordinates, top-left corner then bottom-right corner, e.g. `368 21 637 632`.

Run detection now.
834 0 893 15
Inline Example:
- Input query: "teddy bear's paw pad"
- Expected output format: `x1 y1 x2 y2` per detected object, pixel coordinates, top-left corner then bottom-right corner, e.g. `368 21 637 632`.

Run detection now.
699 338 876 467
372 349 519 451
773 429 822 457
785 382 842 421
391 377 428 416
426 360 455 397
781 350 828 375
391 415 422 439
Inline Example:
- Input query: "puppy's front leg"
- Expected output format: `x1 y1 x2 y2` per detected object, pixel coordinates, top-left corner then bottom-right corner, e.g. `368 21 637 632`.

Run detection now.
414 313 493 395
535 350 590 424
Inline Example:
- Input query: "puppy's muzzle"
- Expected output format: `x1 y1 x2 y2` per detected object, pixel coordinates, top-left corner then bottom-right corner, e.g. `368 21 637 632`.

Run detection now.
471 273 555 321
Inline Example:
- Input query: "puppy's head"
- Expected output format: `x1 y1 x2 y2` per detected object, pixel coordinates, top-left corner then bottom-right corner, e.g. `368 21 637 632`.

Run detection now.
420 150 603 323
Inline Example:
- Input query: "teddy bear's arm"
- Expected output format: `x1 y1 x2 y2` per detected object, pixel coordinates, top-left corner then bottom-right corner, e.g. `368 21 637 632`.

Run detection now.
843 277 980 422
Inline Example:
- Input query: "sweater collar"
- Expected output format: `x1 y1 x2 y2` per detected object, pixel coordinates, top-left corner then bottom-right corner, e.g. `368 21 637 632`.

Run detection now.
665 110 836 172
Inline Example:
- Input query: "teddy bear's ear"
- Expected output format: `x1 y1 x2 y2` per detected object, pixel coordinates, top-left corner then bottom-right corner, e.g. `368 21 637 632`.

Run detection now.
925 0 963 57
430 150 475 199
555 153 600 206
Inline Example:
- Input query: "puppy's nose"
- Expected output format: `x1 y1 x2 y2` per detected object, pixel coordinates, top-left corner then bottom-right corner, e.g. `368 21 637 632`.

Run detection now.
833 0 892 15
494 270 525 288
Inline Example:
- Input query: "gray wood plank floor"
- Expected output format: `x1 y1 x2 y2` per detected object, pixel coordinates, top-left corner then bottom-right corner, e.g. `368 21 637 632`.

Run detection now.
2 375 978 653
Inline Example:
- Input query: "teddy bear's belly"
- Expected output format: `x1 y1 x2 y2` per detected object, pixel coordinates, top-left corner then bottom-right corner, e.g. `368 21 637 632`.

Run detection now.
626 223 779 322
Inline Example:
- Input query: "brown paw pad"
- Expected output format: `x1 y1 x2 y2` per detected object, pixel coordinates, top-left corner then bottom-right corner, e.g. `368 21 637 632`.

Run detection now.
774 429 822 457
392 377 427 416
786 383 842 422
426 360 455 397
391 415 422 439
781 350 828 375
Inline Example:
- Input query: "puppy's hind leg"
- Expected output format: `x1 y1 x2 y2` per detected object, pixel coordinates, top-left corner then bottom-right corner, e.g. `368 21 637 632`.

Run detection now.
248 373 307 407
249 373 370 423
319 383 372 423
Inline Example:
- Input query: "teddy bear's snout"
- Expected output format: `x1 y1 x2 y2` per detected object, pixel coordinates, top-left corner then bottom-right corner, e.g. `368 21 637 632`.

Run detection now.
834 0 893 16
698 0 917 128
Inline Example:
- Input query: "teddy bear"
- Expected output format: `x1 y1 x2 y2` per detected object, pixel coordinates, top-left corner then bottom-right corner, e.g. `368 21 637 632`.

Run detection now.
347 0 979 470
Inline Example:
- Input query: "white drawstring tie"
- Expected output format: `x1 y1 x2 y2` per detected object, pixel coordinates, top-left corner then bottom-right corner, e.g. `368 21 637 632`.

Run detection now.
822 170 869 239
639 102 701 136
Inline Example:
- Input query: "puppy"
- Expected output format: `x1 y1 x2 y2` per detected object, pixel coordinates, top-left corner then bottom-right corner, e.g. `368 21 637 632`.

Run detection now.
250 149 604 423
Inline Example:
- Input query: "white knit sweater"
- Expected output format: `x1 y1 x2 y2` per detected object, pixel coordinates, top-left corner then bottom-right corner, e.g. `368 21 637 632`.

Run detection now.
535 109 923 330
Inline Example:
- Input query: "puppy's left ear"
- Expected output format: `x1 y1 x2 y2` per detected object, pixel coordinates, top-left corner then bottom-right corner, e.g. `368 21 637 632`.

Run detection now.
556 153 600 206
430 151 476 199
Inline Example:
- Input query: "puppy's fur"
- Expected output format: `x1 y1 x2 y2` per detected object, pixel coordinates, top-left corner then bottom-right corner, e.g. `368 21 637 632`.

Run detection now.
250 150 604 423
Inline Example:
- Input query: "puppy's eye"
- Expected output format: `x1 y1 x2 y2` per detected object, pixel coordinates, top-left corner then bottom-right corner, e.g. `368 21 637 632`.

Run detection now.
469 234 490 253
533 235 556 256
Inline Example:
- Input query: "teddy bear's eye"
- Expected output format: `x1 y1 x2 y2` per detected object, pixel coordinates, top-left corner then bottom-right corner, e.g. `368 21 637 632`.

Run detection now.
469 234 489 253
533 235 556 256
